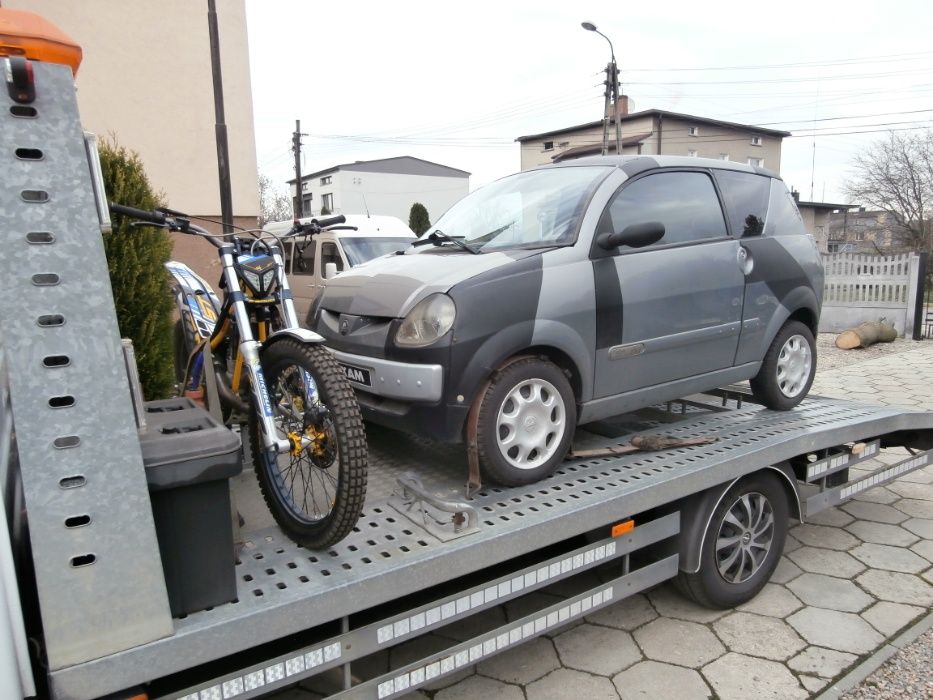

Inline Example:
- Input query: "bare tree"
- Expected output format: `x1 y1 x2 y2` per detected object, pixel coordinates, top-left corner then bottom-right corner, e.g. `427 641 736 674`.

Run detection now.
845 129 933 254
258 174 293 227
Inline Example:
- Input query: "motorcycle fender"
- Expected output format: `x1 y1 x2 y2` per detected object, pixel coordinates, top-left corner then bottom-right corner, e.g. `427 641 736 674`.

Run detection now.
264 327 326 347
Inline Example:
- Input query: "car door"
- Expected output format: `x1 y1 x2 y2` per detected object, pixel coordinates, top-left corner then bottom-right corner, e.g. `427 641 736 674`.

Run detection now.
285 237 319 322
592 169 745 398
711 169 776 366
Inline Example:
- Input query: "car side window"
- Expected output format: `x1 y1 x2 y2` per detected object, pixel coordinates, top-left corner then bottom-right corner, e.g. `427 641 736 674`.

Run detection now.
607 171 727 247
321 241 345 273
290 239 317 276
764 179 807 237
714 170 771 237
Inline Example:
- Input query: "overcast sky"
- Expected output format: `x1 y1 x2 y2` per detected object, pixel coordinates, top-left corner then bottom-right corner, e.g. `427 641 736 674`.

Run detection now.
245 0 933 204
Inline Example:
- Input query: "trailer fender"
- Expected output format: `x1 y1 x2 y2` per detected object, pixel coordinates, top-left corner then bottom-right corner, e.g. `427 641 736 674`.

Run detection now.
678 464 802 574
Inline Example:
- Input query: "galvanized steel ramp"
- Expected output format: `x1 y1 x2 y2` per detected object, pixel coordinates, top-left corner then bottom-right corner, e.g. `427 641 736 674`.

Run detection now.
50 396 933 699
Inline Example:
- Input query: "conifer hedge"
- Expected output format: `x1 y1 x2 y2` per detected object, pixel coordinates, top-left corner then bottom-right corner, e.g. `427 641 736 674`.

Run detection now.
408 202 431 235
99 140 175 399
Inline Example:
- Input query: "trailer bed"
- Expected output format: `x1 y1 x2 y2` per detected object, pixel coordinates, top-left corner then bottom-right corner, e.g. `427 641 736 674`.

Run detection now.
50 394 933 699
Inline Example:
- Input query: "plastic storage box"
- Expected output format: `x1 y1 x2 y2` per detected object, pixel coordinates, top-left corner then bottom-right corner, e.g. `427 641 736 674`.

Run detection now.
139 397 242 617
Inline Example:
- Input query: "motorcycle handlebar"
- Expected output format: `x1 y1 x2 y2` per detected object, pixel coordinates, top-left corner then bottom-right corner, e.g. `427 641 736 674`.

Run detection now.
109 202 167 225
287 214 348 238
315 214 346 228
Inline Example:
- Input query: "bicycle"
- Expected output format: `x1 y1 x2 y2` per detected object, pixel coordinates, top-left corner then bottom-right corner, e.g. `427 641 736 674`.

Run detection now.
109 203 368 548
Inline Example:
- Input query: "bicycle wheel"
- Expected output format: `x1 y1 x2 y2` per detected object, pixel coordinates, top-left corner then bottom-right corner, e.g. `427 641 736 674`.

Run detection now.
248 338 367 548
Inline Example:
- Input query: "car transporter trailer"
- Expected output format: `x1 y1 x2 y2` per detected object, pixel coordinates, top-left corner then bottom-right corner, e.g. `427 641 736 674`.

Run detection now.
2 54 933 700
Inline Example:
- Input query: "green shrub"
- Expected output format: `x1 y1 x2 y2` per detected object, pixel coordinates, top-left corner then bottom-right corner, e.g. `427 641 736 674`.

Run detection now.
99 139 175 400
409 202 431 235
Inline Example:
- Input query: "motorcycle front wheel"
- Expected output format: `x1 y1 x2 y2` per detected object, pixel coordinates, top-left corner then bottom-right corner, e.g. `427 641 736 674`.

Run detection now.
248 338 367 548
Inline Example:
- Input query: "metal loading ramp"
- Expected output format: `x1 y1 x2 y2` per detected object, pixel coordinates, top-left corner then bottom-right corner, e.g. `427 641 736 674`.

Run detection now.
50 394 933 698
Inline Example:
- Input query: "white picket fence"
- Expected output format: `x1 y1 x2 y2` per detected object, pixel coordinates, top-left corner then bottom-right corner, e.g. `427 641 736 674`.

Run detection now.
819 253 922 336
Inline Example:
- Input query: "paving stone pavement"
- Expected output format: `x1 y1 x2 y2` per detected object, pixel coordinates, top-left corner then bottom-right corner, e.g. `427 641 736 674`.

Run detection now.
277 339 933 699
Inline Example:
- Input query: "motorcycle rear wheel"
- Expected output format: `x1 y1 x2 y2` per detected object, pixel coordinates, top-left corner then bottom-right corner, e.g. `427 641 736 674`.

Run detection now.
248 338 367 548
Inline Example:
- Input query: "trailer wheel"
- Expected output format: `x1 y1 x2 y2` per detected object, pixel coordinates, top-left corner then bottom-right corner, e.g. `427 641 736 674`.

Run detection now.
750 320 816 410
476 358 576 486
676 473 788 608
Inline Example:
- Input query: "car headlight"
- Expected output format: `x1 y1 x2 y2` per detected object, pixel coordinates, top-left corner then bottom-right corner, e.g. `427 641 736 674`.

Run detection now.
395 293 456 347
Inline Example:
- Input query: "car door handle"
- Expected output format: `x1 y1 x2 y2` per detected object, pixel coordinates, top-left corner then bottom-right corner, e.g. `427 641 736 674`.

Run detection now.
737 245 754 275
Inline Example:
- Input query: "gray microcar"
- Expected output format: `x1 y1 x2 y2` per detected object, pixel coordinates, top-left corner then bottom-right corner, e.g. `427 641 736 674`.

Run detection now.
309 156 824 485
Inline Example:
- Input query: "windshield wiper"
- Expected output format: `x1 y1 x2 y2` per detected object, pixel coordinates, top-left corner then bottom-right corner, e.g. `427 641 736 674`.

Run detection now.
411 229 479 254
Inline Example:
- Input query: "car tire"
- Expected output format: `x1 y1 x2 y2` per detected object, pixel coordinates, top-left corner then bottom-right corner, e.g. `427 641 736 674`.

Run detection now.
675 472 789 608
476 358 576 486
750 320 816 410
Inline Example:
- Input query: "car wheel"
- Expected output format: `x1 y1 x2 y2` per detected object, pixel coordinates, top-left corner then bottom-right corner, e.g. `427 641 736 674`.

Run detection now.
476 358 576 486
676 473 789 608
750 320 816 410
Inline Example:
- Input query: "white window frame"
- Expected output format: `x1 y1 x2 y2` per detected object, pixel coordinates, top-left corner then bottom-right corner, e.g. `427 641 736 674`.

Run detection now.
687 149 698 157
320 175 332 186
751 135 762 146
688 126 699 137
543 141 554 152
747 157 764 168
719 153 729 161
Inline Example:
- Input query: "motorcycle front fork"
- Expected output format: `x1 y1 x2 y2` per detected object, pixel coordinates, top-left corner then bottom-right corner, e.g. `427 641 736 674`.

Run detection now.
219 246 319 456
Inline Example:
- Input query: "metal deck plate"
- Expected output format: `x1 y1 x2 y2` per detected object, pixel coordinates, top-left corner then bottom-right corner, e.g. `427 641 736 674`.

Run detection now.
52 396 933 699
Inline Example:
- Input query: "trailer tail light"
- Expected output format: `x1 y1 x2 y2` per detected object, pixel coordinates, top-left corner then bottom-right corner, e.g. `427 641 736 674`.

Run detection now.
611 520 634 538
0 8 82 74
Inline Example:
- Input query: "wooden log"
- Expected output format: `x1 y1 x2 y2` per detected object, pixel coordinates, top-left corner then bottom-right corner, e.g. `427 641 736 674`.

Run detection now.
835 319 898 349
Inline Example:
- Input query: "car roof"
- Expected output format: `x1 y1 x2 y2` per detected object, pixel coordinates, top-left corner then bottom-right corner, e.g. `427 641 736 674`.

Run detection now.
537 154 780 179
265 214 415 238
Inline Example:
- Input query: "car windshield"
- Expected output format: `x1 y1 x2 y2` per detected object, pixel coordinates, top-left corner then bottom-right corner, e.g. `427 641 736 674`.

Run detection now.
341 237 414 266
423 166 611 252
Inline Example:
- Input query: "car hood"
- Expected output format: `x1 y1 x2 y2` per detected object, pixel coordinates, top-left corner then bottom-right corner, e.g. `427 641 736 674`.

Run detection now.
320 249 541 317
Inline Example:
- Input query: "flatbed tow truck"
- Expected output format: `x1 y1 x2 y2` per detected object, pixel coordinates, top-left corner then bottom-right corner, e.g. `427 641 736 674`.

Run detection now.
2 21 933 700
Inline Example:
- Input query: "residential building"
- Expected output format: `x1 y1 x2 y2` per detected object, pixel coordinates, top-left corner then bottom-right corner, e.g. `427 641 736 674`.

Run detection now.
826 208 912 254
289 156 470 225
7 0 260 282
516 101 789 171
792 196 854 253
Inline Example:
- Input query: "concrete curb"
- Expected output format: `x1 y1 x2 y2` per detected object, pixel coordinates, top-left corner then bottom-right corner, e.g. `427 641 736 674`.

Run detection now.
814 609 933 699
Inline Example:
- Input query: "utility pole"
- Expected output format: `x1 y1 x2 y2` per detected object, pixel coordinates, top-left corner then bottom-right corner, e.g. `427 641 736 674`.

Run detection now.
582 22 621 157
292 120 305 219
600 65 612 156
207 0 233 234
610 61 622 157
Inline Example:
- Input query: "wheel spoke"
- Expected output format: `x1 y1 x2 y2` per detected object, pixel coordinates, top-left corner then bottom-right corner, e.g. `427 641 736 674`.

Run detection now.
718 545 742 579
716 534 742 551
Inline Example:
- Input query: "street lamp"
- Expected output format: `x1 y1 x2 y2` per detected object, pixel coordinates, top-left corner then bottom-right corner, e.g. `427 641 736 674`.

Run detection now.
581 21 622 157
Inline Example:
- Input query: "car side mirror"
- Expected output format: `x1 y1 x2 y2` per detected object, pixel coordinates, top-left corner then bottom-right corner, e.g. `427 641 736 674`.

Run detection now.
597 221 665 250
324 261 338 279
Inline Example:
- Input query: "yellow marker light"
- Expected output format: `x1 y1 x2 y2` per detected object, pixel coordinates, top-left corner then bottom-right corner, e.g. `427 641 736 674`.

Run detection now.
611 520 635 538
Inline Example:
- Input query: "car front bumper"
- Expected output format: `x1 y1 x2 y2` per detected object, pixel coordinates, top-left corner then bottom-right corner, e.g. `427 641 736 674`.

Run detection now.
329 349 444 403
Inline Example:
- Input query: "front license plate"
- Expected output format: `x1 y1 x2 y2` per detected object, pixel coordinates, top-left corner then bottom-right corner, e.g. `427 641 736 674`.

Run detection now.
339 362 372 387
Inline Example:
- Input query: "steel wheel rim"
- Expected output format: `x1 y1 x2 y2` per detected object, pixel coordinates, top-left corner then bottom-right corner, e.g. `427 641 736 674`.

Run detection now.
776 334 811 398
715 491 774 584
496 378 566 470
267 365 337 524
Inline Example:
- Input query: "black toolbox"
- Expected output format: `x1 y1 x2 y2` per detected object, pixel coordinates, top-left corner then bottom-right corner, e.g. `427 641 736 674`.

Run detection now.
139 398 242 617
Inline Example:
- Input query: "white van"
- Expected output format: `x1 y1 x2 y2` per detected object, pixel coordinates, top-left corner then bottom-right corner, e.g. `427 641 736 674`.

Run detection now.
265 214 416 324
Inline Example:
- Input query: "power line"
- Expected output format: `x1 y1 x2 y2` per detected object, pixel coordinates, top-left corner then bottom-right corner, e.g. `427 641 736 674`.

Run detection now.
622 51 933 73
626 68 932 87
754 108 933 126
